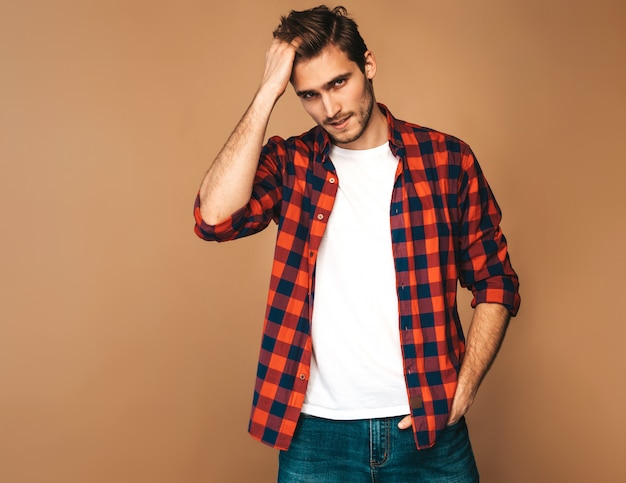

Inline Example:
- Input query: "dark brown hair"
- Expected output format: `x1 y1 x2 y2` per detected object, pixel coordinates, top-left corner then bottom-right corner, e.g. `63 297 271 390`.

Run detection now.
273 5 368 72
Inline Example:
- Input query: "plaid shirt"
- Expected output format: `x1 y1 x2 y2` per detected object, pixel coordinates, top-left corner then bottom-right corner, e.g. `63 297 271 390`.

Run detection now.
194 104 520 450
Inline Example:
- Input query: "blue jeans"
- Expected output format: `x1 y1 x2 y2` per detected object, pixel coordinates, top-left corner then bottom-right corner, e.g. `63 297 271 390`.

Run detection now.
278 415 479 482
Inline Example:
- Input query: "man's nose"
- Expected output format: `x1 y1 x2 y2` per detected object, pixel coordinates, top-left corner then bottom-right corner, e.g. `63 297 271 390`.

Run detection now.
321 94 341 119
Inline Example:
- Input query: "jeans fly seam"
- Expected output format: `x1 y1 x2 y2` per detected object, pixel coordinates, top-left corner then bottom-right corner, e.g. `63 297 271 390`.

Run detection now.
370 418 390 468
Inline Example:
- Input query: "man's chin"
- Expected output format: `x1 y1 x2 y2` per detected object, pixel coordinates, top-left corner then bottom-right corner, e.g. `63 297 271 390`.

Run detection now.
328 127 362 146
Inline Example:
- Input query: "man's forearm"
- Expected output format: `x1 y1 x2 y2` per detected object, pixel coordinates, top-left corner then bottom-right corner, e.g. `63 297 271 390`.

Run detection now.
448 302 511 424
198 38 300 225
198 91 277 225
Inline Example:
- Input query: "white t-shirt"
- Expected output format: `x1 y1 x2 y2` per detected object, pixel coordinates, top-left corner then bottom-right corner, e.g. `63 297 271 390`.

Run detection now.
302 142 411 420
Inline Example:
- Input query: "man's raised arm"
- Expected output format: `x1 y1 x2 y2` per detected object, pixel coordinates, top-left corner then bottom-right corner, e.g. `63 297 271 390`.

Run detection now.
198 39 299 225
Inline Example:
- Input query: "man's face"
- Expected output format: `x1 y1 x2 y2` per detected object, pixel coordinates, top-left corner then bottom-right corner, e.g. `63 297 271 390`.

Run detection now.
291 44 378 149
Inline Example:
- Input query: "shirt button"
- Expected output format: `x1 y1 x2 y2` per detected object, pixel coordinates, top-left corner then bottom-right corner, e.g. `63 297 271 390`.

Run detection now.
317 213 324 220
299 374 306 380
329 177 336 183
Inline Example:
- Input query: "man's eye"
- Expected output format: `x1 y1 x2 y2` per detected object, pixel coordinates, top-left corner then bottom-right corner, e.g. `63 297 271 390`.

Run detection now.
334 79 345 87
302 92 316 99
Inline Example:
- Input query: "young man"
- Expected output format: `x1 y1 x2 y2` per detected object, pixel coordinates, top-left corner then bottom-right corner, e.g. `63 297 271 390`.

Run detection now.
194 6 520 482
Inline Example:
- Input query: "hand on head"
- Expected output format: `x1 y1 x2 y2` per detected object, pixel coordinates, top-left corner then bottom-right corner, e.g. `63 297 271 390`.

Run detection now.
259 37 302 100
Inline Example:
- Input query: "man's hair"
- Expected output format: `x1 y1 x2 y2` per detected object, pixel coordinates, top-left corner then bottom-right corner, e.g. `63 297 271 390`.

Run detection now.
273 5 368 72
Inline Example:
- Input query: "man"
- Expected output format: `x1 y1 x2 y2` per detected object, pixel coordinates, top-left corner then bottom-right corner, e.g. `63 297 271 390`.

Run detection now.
194 5 520 482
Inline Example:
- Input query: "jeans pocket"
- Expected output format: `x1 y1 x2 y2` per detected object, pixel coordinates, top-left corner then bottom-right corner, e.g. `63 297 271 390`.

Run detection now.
445 415 466 429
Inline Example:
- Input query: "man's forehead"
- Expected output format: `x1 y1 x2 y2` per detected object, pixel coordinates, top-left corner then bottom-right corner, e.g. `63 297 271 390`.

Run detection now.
292 44 358 90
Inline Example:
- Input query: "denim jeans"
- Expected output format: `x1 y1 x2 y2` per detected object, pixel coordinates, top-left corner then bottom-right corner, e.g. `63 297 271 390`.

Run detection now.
278 414 479 482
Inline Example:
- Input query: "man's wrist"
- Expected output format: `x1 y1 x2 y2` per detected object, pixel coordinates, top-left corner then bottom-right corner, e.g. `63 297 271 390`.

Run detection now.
255 82 285 109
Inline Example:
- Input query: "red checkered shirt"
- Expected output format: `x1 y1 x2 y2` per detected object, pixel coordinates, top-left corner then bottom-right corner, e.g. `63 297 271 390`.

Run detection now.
194 104 520 450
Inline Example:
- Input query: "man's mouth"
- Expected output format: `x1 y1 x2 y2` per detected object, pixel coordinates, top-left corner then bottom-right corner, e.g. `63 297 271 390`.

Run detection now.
326 114 352 130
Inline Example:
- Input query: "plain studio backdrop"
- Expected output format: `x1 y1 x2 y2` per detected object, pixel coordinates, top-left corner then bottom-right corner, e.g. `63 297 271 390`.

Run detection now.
1 1 624 482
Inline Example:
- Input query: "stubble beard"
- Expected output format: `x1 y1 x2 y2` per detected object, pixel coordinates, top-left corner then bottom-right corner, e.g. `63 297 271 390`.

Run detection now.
328 80 375 146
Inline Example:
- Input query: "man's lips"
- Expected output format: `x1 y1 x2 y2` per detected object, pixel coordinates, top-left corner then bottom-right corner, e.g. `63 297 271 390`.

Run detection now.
325 114 352 129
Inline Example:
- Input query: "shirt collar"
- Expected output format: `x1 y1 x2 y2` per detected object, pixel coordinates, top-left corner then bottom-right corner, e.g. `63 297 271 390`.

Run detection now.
379 103 405 159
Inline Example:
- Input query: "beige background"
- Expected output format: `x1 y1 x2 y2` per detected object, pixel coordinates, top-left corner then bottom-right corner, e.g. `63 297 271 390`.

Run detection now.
1 0 625 482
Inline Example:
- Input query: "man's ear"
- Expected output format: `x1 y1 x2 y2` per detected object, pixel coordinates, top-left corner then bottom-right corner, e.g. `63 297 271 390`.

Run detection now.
363 51 377 80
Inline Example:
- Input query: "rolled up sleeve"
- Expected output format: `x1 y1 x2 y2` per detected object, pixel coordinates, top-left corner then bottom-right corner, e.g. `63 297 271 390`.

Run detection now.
193 136 286 242
457 147 521 316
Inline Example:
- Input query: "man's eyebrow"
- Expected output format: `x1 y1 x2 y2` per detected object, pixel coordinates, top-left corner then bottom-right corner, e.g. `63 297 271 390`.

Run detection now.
295 72 353 97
